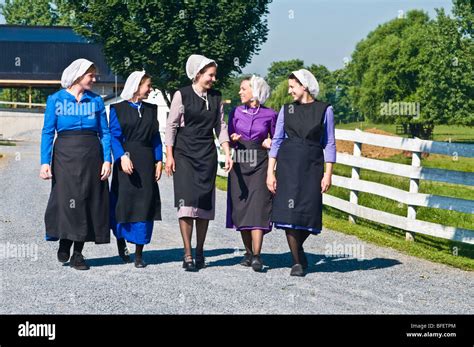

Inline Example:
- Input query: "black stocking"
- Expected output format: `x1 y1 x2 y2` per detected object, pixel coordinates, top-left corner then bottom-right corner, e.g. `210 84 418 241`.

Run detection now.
285 229 301 265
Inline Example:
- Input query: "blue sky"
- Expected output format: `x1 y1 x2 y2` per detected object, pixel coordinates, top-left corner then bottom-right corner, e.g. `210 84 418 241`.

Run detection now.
0 0 453 75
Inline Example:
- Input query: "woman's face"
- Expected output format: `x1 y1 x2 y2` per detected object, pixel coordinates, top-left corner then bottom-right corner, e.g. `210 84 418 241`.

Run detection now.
239 79 253 104
136 78 152 100
78 72 96 91
196 65 217 90
288 78 306 102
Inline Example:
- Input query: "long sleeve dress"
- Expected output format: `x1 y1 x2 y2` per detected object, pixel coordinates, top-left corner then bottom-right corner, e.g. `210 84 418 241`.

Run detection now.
269 102 336 234
109 101 162 245
41 89 111 243
225 104 277 232
165 87 229 220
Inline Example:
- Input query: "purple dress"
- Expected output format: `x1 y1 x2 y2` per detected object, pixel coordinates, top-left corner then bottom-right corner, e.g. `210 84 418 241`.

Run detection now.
225 105 277 232
269 105 336 234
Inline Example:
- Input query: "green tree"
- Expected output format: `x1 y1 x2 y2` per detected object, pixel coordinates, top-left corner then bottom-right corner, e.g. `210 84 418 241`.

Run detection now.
347 10 430 127
418 7 474 127
265 59 304 90
0 0 75 26
64 0 271 107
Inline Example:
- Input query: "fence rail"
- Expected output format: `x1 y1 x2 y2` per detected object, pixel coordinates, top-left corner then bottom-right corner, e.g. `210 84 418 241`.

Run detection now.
328 129 474 245
163 128 474 244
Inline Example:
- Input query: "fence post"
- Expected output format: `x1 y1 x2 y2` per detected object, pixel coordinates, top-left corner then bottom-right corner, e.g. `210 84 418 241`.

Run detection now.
406 151 421 241
349 137 362 224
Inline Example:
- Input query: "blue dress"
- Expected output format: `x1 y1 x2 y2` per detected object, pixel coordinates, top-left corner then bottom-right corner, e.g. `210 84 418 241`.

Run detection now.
109 101 162 245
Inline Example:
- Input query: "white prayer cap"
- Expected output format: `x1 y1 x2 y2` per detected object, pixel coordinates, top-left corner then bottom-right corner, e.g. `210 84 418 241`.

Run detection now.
291 69 319 98
120 70 147 100
61 58 94 88
249 75 271 104
186 54 217 80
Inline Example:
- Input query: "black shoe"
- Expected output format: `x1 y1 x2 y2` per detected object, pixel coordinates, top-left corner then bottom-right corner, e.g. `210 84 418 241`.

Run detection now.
69 252 89 271
240 252 253 267
117 239 131 263
134 257 147 268
290 264 305 277
182 255 196 272
195 254 206 269
299 249 308 269
57 239 72 263
251 255 263 272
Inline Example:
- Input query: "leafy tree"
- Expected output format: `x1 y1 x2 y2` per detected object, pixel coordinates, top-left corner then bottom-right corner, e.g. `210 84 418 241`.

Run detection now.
64 0 271 107
265 59 304 90
1 0 75 26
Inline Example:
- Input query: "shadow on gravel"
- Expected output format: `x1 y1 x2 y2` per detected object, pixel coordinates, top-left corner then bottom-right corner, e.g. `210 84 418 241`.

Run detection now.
207 251 402 274
85 247 401 274
85 247 237 267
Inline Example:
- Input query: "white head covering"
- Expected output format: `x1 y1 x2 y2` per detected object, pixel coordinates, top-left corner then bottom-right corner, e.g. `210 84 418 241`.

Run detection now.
61 58 94 88
291 69 319 98
249 75 271 104
120 70 147 100
186 54 217 81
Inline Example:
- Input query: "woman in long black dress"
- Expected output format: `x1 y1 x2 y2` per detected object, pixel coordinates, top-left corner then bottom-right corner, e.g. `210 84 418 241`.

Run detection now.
225 75 277 272
40 58 111 270
109 71 162 268
267 69 336 277
165 54 233 271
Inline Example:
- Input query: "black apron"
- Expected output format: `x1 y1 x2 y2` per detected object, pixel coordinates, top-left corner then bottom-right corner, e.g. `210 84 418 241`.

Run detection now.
45 130 110 243
271 101 330 230
173 85 221 211
228 140 272 228
110 101 161 224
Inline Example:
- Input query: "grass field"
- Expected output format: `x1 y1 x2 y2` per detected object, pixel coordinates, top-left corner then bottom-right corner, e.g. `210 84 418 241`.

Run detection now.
336 121 474 143
216 124 474 271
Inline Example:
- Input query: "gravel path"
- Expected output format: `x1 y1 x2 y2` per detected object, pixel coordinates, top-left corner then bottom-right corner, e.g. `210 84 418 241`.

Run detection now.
0 134 473 314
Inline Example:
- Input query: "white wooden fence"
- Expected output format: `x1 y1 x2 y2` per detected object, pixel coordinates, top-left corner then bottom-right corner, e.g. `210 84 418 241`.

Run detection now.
161 128 474 245
324 129 474 245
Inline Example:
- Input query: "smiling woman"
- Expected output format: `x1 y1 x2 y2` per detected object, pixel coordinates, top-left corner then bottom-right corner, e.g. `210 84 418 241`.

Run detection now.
39 58 112 271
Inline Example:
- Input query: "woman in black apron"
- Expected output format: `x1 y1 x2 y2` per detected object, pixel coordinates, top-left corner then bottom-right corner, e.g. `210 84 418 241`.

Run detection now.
267 69 336 277
165 54 233 271
40 58 111 271
109 71 162 268
225 75 277 272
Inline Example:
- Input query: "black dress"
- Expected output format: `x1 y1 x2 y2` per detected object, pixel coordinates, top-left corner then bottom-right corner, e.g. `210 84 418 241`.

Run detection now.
110 101 161 245
271 101 330 232
45 130 110 243
172 85 221 216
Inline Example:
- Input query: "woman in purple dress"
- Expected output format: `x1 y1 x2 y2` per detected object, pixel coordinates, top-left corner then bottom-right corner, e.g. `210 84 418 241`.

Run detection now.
267 69 336 277
226 75 277 272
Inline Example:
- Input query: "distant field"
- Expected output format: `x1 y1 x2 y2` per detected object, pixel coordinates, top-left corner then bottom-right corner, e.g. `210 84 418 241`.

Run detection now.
336 121 474 143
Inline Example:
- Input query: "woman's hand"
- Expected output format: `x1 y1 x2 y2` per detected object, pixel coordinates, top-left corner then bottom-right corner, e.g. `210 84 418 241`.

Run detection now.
165 156 175 177
39 164 52 180
262 138 272 149
321 172 332 193
230 133 242 142
224 153 233 172
155 161 162 181
266 172 277 194
121 155 134 175
101 162 111 181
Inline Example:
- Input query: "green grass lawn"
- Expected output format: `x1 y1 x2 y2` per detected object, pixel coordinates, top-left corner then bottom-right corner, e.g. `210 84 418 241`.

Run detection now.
336 121 474 143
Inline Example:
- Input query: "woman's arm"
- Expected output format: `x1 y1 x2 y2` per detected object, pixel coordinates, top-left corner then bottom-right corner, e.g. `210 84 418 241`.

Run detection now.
321 106 336 193
39 95 56 179
164 91 183 176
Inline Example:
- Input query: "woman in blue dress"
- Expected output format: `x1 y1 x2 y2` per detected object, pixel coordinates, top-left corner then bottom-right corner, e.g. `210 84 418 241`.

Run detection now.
40 58 112 271
109 71 162 268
